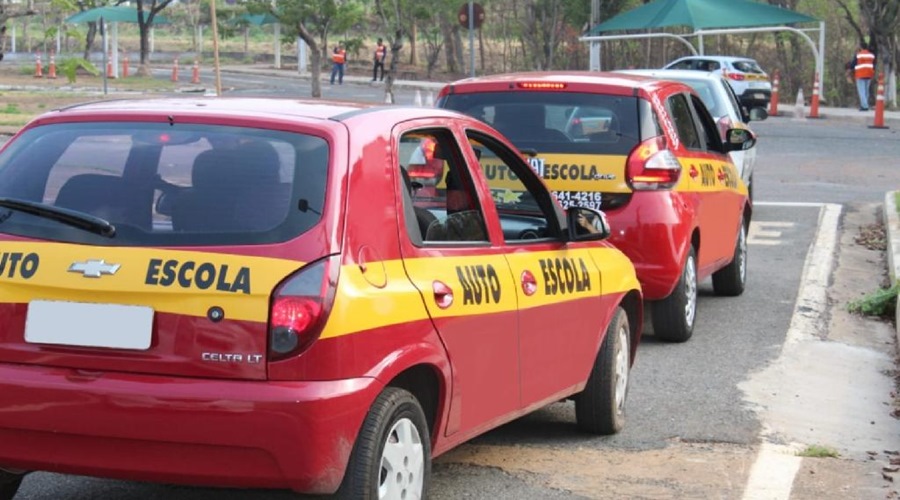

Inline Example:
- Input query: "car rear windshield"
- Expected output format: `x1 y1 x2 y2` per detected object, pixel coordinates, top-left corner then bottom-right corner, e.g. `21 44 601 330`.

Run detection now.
0 122 329 246
730 60 765 74
440 92 640 156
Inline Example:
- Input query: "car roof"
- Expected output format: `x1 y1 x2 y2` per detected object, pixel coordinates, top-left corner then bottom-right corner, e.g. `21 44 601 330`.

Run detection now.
617 69 728 83
34 97 469 125
442 71 689 97
670 55 758 63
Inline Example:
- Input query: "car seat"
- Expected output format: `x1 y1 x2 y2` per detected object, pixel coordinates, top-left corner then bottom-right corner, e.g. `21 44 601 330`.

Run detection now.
400 167 437 240
172 140 289 232
586 114 620 144
493 104 570 143
55 174 151 229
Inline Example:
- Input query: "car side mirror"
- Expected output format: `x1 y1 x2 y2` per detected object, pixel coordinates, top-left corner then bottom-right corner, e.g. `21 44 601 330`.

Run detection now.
749 107 768 121
567 206 610 241
723 128 756 152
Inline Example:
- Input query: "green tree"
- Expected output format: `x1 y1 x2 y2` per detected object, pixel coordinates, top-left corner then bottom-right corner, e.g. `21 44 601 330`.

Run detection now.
246 0 364 98
133 0 175 75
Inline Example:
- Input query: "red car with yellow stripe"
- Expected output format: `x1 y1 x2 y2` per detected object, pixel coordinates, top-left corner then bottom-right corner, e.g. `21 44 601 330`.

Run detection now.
0 98 642 499
437 72 755 343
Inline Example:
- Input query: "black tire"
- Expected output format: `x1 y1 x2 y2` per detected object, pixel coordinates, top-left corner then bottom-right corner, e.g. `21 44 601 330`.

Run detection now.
652 246 697 343
336 387 431 500
712 219 748 297
0 469 25 500
575 307 631 435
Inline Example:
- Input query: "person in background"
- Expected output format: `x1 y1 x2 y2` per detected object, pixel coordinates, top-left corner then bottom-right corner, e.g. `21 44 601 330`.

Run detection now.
372 38 386 82
330 43 346 85
850 42 875 111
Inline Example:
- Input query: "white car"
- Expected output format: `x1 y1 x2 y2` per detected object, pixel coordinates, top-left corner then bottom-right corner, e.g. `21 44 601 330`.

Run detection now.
618 69 766 201
663 56 772 111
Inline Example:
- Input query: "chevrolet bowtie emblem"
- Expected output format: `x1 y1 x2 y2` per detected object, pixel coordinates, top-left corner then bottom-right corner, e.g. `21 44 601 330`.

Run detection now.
68 259 121 278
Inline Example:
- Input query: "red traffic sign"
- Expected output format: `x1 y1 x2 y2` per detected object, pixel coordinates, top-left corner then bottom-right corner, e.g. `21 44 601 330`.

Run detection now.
458 3 485 30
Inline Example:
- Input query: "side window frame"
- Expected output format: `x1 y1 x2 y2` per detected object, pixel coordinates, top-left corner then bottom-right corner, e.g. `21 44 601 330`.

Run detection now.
666 93 703 151
396 127 491 247
688 93 725 154
465 129 565 244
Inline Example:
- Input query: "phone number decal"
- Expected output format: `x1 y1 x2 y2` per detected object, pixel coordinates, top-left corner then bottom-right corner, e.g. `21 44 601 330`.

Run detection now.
553 190 602 210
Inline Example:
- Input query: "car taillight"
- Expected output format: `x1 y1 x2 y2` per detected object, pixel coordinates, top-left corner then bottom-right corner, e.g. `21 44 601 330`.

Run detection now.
724 70 745 81
626 136 681 190
268 255 338 361
407 163 442 186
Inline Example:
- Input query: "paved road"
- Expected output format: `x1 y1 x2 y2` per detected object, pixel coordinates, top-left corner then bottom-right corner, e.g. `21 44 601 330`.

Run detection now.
9 79 900 498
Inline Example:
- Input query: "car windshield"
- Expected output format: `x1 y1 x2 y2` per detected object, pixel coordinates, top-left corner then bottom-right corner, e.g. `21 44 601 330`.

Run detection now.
731 60 765 74
0 122 329 246
440 92 641 156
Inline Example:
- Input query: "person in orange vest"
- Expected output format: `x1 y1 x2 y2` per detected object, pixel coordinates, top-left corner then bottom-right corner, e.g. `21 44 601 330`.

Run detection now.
330 42 346 85
850 42 876 111
372 38 387 82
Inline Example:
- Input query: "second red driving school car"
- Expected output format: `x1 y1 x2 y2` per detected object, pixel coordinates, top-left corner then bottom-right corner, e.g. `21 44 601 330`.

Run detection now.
437 72 754 343
0 98 642 499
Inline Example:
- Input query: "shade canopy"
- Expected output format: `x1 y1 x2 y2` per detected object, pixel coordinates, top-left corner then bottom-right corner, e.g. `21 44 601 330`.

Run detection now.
66 6 170 24
589 0 816 34
229 13 280 26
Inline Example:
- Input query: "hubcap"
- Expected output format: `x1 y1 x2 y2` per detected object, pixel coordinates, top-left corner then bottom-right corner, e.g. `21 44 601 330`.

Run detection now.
683 256 697 327
378 417 424 500
614 323 630 412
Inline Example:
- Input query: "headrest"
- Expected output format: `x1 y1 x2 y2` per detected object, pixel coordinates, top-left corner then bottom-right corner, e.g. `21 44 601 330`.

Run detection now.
192 140 280 191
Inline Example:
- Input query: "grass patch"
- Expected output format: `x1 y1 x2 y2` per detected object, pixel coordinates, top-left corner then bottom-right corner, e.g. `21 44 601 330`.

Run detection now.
848 283 899 318
895 191 900 215
797 445 840 458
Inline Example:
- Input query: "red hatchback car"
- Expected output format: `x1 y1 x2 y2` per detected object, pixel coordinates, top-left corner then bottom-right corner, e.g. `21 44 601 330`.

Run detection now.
0 98 642 499
438 72 754 342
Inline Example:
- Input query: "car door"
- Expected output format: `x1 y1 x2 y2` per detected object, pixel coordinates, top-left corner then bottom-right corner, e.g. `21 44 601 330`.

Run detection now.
463 129 608 408
665 92 744 276
394 124 521 437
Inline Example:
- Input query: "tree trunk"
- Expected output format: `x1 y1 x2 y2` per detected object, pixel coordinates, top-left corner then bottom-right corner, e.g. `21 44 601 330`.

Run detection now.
410 22 417 66
441 15 457 73
138 22 152 75
297 23 321 98
83 22 97 61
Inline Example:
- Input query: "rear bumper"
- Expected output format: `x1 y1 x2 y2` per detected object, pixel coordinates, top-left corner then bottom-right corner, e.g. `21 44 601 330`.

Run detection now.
0 363 383 494
738 89 771 108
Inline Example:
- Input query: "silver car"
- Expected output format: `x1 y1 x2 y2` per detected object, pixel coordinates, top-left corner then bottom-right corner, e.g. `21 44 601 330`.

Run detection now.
617 69 766 201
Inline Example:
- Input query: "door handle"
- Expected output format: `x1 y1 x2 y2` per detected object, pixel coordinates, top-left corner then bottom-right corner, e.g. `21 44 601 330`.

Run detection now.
432 280 454 309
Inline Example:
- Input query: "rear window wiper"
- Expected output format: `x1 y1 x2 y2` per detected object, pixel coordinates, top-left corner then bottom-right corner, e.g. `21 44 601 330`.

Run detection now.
0 197 116 237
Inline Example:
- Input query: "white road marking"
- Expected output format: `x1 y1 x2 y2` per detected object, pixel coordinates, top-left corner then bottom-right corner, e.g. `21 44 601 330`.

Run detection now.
742 443 803 500
749 221 795 245
741 202 841 500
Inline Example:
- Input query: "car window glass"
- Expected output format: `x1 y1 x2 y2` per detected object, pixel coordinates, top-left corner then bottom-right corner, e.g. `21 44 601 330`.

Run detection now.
667 94 702 150
0 123 325 246
689 94 724 152
731 60 764 74
398 129 489 245
441 92 639 156
466 132 561 242
669 60 694 70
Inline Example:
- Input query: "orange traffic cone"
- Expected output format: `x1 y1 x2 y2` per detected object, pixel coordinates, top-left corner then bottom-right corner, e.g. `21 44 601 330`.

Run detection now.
808 72 821 119
869 72 889 130
191 59 200 84
33 52 43 78
768 70 780 116
171 58 179 82
47 50 57 79
122 54 129 78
